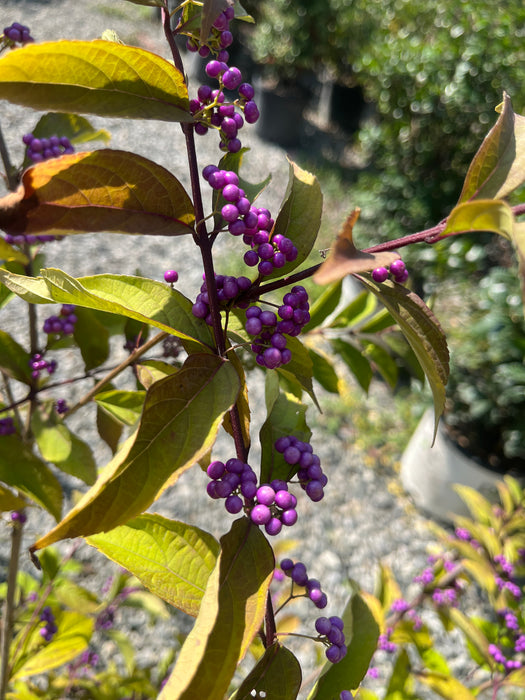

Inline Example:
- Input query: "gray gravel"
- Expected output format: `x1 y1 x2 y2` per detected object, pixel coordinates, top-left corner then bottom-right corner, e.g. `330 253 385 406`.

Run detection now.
0 2 492 697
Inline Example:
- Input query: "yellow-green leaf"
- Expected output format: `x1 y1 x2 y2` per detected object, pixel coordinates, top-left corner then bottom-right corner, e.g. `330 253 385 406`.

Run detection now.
87 515 219 617
0 150 195 237
30 354 239 551
94 389 146 426
0 40 190 122
442 200 514 241
159 518 274 700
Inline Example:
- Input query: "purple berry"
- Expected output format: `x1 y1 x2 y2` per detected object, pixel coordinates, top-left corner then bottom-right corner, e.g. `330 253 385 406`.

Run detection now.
281 508 298 526
326 645 342 663
265 517 282 536
164 269 178 284
256 485 275 506
250 504 272 525
389 259 406 277
225 494 243 514
372 267 389 283
315 617 331 635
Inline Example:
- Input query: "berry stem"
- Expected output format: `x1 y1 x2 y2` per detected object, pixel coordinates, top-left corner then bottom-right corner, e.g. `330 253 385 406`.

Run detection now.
0 515 23 699
0 120 18 192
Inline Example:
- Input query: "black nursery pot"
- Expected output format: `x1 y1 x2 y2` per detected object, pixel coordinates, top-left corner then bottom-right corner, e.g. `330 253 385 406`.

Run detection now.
329 82 366 133
254 78 311 148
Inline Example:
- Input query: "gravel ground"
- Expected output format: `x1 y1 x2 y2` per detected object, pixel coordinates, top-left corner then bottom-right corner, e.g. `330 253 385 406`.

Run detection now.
0 2 494 697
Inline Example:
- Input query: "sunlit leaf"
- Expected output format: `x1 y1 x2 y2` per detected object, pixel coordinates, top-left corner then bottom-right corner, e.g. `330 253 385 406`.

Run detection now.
87 515 219 617
267 159 323 280
94 389 146 425
331 338 372 393
0 269 213 351
306 346 341 394
0 150 195 237
314 209 399 285
277 335 318 407
416 671 476 699
159 518 274 700
0 435 62 521
73 306 110 371
231 643 301 700
30 354 239 551
357 276 449 437
458 93 525 202
303 281 342 331
31 401 97 485
441 200 514 241
0 40 190 122
0 486 27 513
0 238 28 264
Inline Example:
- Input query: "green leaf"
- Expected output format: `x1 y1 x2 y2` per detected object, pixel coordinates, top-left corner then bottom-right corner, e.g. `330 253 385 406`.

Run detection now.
363 341 398 388
303 281 342 331
307 347 341 394
0 435 62 521
442 199 514 241
94 389 146 426
331 338 372 392
0 238 28 264
385 648 412 697
231 643 301 700
158 518 274 700
31 354 239 551
259 386 311 485
136 359 179 389
201 0 231 44
31 401 97 485
446 609 493 668
96 402 124 455
0 485 27 513
0 330 32 384
308 592 379 698
0 150 195 237
0 269 213 351
458 93 525 202
122 0 165 6
416 671 476 699
87 515 219 617
330 290 377 329
73 306 110 371
277 335 318 407
267 159 323 280
0 40 190 122
356 276 449 436
11 612 93 679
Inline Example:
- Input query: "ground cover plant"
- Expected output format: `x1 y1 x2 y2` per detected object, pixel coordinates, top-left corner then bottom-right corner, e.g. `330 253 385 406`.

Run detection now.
0 2 525 698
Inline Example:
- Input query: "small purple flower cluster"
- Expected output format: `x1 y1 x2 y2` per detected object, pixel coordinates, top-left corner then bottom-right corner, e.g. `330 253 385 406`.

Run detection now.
10 511 26 524
95 605 115 631
23 133 74 163
192 272 252 324
3 23 33 45
0 417 16 436
29 353 57 379
494 553 521 599
372 259 408 285
377 628 397 654
275 435 327 501
68 649 99 678
39 606 57 642
43 304 77 336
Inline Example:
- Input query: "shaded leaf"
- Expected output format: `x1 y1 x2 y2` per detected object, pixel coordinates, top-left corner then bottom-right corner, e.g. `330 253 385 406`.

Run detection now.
442 200 514 241
308 592 379 698
73 306 110 371
331 290 377 329
0 435 62 521
267 159 323 280
314 210 399 285
303 281 342 331
201 0 230 44
123 0 165 6
135 359 178 389
0 486 27 513
0 238 28 264
363 341 398 388
512 221 525 308
459 93 525 202
307 346 341 394
159 518 274 700
31 401 97 485
357 276 449 436
94 389 146 426
259 385 311 485
0 40 190 122
332 338 372 393
0 330 32 384
0 269 213 351
277 336 318 408
0 150 195 237
222 347 251 449
231 643 301 700
30 354 239 550
87 515 219 617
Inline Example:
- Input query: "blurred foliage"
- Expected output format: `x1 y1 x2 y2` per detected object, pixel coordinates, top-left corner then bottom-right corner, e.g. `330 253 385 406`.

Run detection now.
442 265 525 469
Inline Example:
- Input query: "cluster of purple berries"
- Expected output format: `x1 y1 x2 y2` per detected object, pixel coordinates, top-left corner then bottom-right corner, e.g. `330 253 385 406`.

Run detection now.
56 398 68 415
372 259 408 285
4 233 61 246
3 23 33 45
29 353 57 379
245 286 310 369
43 304 77 336
0 417 16 436
186 6 234 57
275 434 328 502
192 273 251 324
39 606 57 642
23 133 74 163
280 559 328 609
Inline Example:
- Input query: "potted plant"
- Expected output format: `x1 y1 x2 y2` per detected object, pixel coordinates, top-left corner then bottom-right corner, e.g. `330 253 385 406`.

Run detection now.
401 263 525 520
